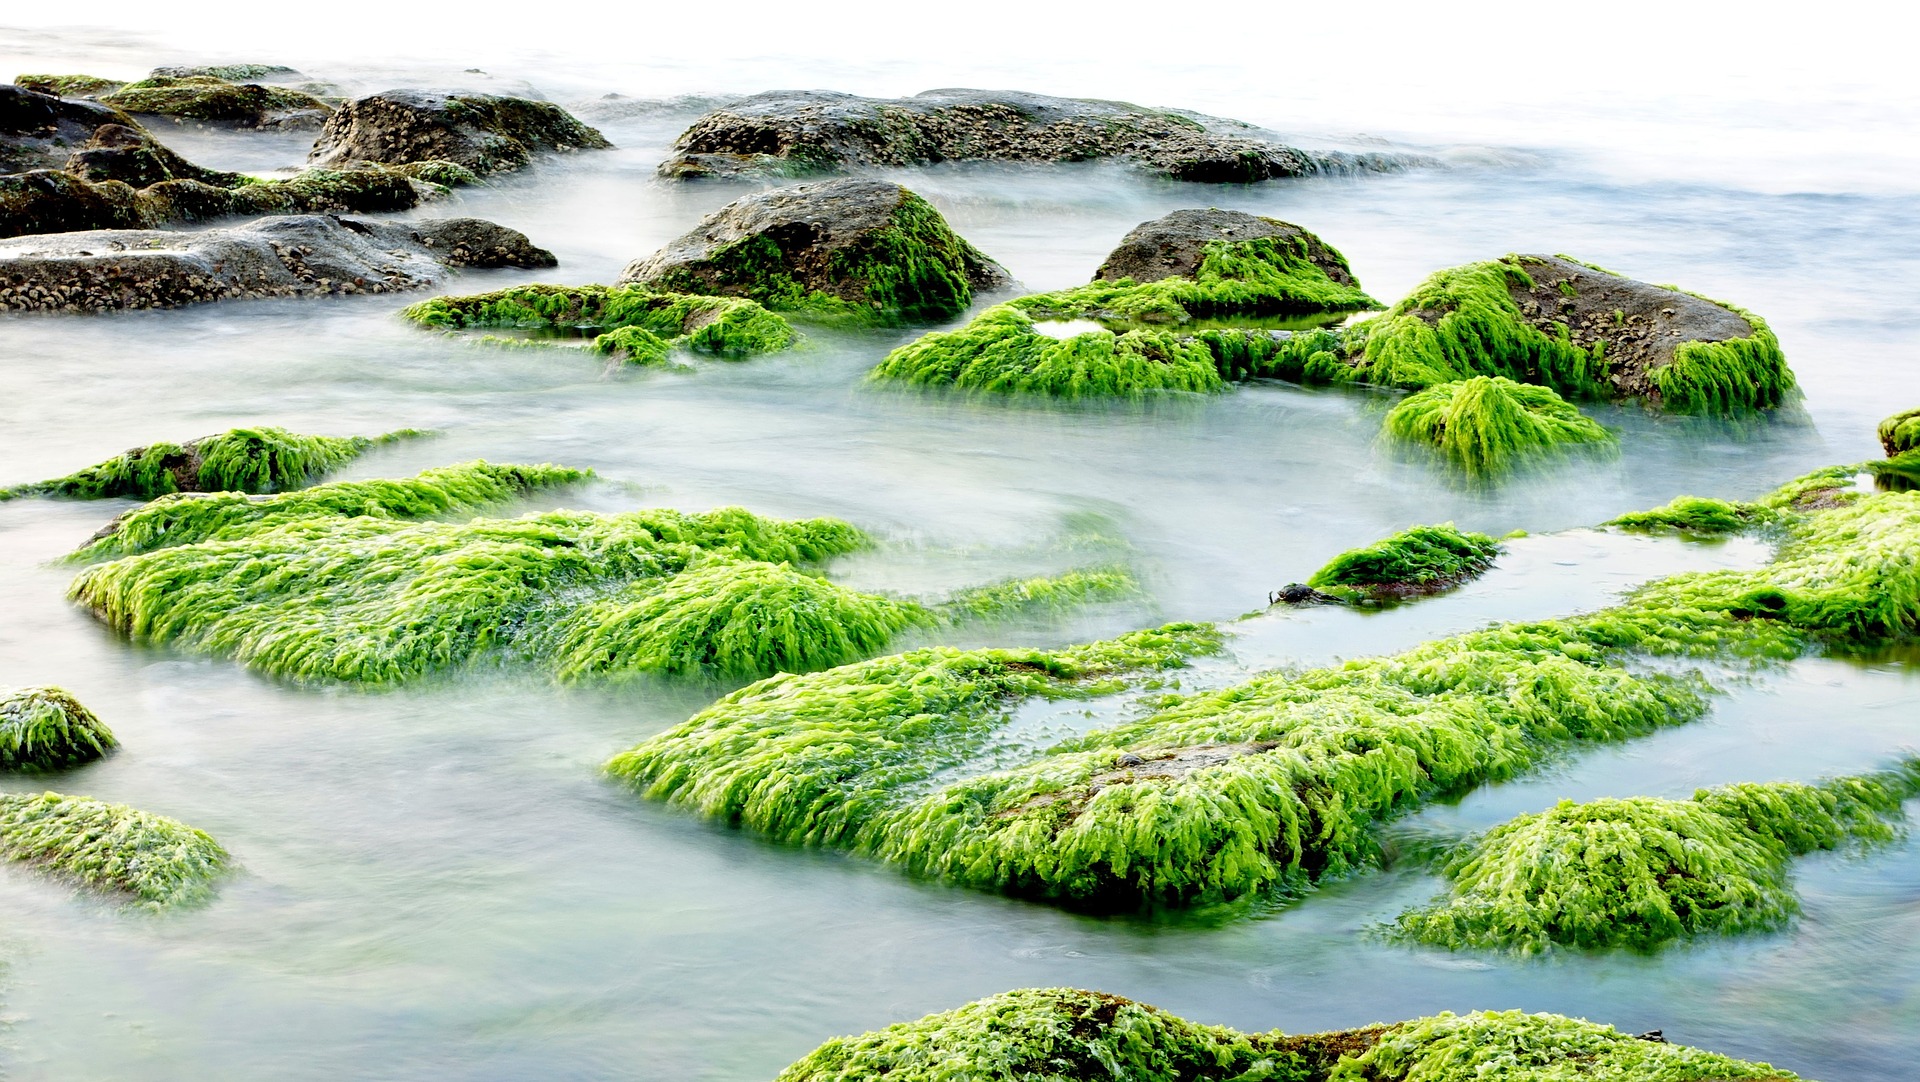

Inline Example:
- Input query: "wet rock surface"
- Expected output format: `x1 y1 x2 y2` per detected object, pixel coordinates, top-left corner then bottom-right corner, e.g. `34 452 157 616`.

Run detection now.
0 214 553 311
620 177 1008 321
1499 253 1755 398
308 90 611 175
1 84 138 173
63 122 241 188
1095 207 1361 287
658 89 1426 182
99 75 334 130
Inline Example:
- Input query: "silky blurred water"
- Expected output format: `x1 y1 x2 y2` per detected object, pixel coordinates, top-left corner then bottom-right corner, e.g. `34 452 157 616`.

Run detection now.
1 26 1918 1082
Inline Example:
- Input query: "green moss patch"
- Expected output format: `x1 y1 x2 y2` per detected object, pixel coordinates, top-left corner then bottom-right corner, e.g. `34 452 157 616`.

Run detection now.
66 462 1135 684
1 687 116 771
772 988 1799 1082
0 791 227 907
1305 523 1499 602
1025 232 1375 325
608 468 1920 911
100 75 330 126
1607 494 1777 536
1394 763 1920 953
1380 376 1616 477
1881 407 1920 458
402 283 796 364
13 74 124 97
1 426 422 502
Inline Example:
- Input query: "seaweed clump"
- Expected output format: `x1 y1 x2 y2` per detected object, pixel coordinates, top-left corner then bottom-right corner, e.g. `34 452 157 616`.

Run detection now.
1380 376 1616 477
1394 761 1920 953
0 686 117 771
0 791 228 907
1 426 421 502
1304 523 1499 603
402 283 796 364
607 468 1920 911
772 988 1800 1082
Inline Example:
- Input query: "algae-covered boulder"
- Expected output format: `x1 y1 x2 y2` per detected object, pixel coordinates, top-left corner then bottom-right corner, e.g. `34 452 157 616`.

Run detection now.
1395 763 1920 953
148 64 302 83
62 121 243 188
1881 406 1920 458
1094 208 1367 299
0 791 227 907
772 988 1802 1082
13 74 125 99
0 213 552 311
1342 253 1794 412
100 74 332 129
66 461 1131 684
0 168 148 237
619 179 1008 324
403 282 794 364
1381 376 1617 477
611 468 1920 911
1 686 117 771
1 83 137 173
1292 523 1499 603
307 90 610 176
659 89 1424 182
1 426 421 501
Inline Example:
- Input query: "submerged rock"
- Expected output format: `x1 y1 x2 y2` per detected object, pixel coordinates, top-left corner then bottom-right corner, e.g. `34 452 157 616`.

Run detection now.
1302 523 1500 603
403 283 795 364
1395 762 1920 953
0 686 116 771
608 464 1920 911
100 74 333 130
307 90 610 176
0 213 554 312
0 791 228 907
1341 253 1794 412
1 83 138 173
619 178 1009 323
658 89 1425 182
1 426 423 501
773 988 1803 1082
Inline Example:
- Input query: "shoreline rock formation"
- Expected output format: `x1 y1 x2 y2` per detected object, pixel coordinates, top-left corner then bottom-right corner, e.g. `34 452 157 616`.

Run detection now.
308 90 611 176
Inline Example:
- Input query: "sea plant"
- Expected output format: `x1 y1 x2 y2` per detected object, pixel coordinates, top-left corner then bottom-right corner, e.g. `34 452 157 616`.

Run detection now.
1305 523 1499 602
1 426 423 501
1379 376 1616 477
1881 406 1920 458
401 283 796 363
1394 761 1920 953
0 791 228 907
0 686 117 771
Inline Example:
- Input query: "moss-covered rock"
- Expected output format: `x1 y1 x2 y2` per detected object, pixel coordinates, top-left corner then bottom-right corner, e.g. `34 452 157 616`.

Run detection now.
1338 254 1794 413
1880 406 1920 458
608 467 1920 911
772 988 1801 1082
148 64 301 83
1088 208 1375 314
307 90 610 176
659 90 1426 182
619 179 1008 325
1 426 422 501
13 74 125 98
0 791 227 907
0 214 552 311
100 74 332 129
0 687 116 771
1394 762 1920 953
1297 523 1499 603
1381 376 1617 477
65 462 1133 684
403 282 795 363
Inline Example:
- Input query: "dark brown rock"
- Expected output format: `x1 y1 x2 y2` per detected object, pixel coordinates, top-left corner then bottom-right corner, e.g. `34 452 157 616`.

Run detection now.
1094 208 1361 287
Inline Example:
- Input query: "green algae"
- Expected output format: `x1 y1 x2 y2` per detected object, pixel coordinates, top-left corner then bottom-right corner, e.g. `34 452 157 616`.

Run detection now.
606 464 1920 911
867 228 1374 396
1607 495 1776 536
402 283 796 362
0 687 116 772
1326 1010 1798 1082
13 74 123 97
643 188 1000 325
0 791 227 908
771 988 1800 1082
390 159 481 188
938 568 1139 620
1393 761 1920 954
1380 377 1616 477
1306 524 1499 602
1881 406 1920 457
99 75 329 125
0 426 423 502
